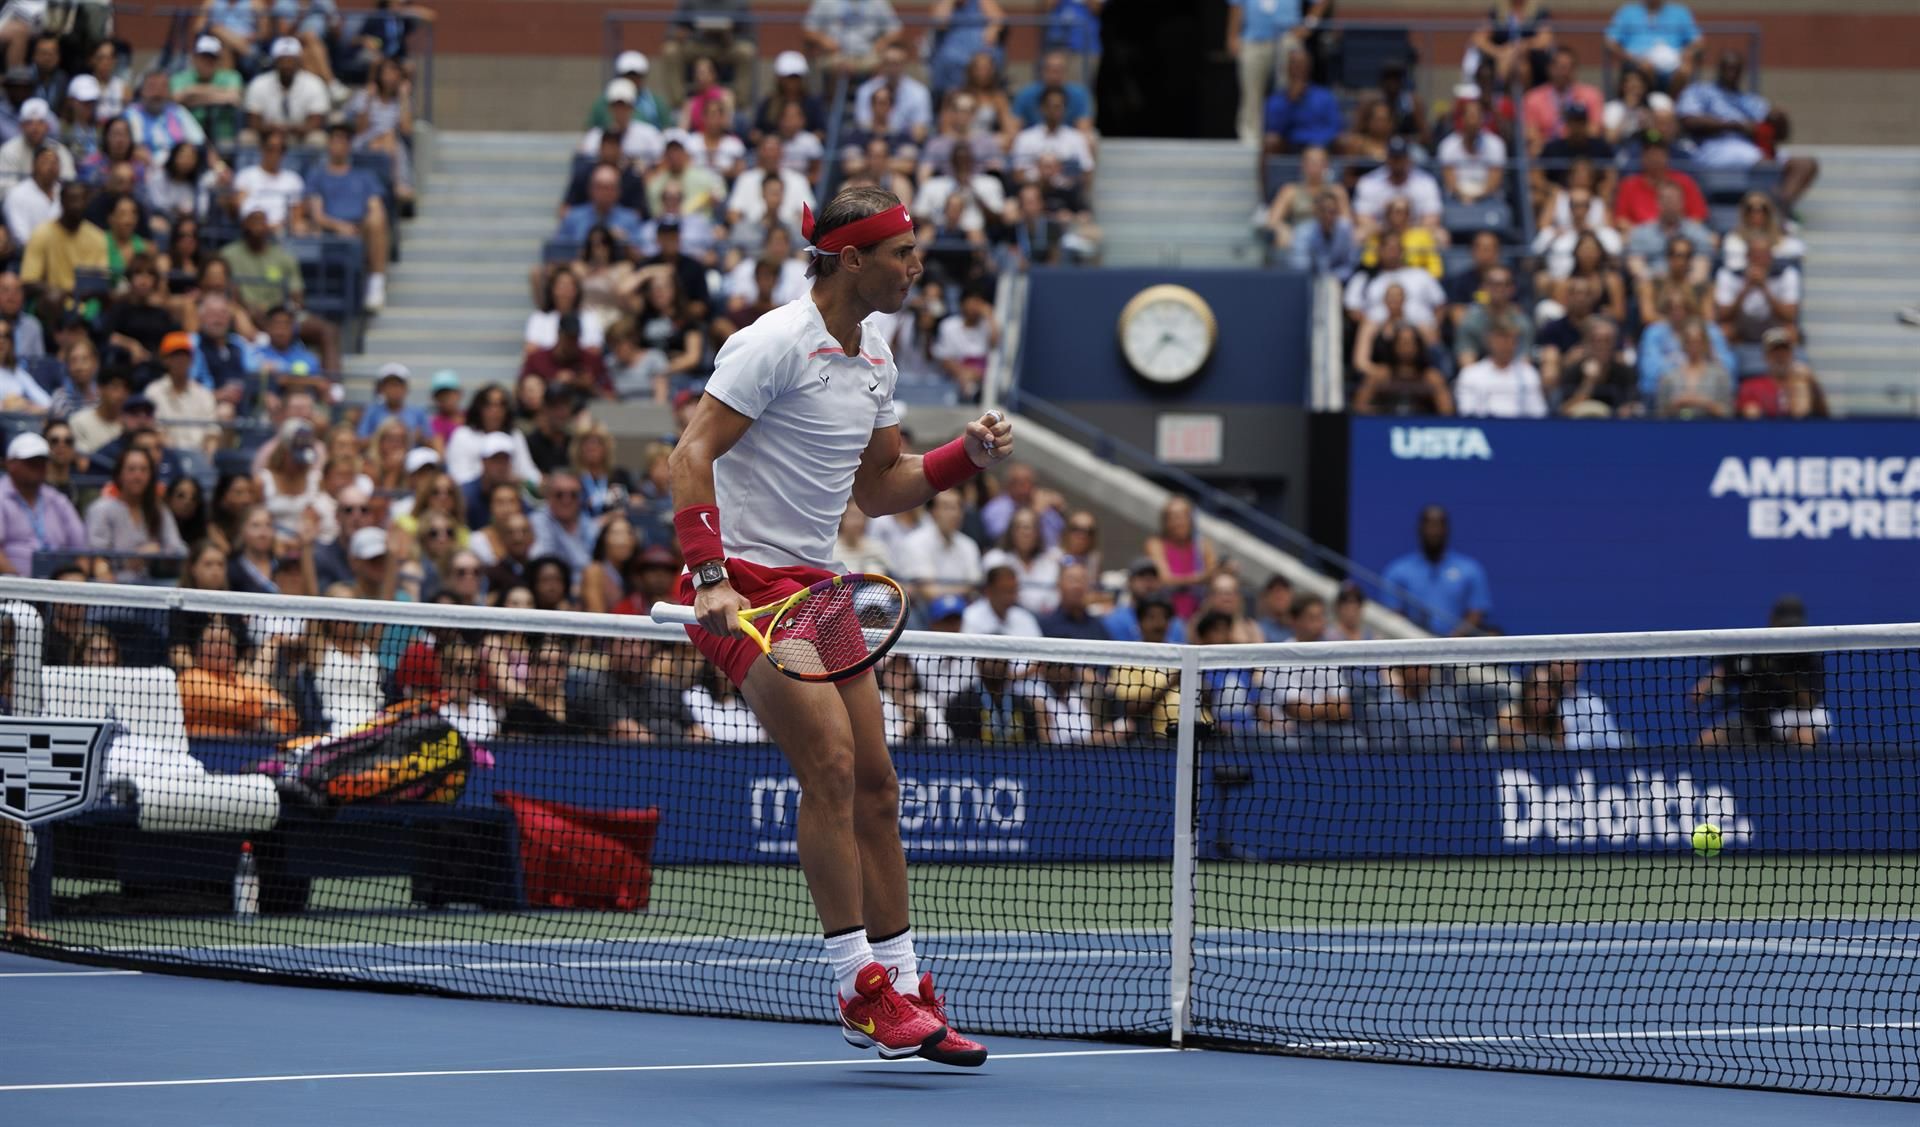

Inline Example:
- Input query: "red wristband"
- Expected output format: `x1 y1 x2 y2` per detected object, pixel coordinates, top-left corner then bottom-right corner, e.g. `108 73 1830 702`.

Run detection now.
922 436 982 493
673 504 725 567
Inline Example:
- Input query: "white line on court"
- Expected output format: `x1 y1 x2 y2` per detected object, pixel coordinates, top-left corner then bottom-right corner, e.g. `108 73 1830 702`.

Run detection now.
0 970 142 979
0 1047 1180 1093
1290 1019 1920 1051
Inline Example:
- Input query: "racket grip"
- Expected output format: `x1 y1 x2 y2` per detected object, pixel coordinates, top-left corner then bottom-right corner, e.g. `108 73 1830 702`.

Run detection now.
649 602 697 624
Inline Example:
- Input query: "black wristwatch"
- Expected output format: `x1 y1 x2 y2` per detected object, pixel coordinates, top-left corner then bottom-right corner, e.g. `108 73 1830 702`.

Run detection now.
691 559 728 589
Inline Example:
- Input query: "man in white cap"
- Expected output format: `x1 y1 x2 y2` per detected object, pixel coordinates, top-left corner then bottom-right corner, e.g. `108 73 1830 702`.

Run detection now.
358 362 431 442
388 446 441 520
755 50 824 137
0 430 85 577
231 127 305 234
313 482 378 588
170 34 244 147
0 94 71 192
580 77 664 167
347 526 398 601
660 0 757 110
460 430 531 527
243 36 329 143
587 49 668 132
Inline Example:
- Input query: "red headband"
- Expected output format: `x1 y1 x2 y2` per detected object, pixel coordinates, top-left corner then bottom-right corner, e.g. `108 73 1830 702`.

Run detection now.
802 203 913 255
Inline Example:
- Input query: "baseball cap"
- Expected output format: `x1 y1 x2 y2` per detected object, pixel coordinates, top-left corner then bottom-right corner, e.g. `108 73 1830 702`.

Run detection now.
1129 556 1159 576
404 447 441 475
615 49 649 76
240 198 271 219
774 50 808 78
160 331 195 356
1452 82 1482 101
1763 326 1795 349
270 36 303 60
1564 100 1590 121
377 362 411 385
6 432 49 460
637 544 677 567
194 34 222 56
1385 135 1411 157
349 527 390 561
605 77 638 106
480 432 516 459
654 214 681 232
430 369 461 394
123 394 155 413
1647 91 1675 114
18 97 50 124
929 594 968 621
66 74 100 102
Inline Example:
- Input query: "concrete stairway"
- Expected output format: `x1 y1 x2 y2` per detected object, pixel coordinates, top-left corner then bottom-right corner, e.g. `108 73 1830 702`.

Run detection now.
1093 139 1267 269
1795 145 1920 416
350 131 578 393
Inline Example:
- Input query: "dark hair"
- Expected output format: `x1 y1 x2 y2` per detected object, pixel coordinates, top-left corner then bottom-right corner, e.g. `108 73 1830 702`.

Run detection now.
110 445 166 536
1194 609 1234 639
542 265 582 314
169 474 208 543
1136 596 1174 621
1290 593 1326 619
806 185 904 281
985 563 1018 588
526 556 573 611
264 304 294 322
464 382 511 430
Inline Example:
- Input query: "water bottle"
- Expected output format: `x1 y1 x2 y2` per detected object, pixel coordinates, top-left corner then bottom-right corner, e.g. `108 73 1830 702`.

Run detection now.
233 841 260 924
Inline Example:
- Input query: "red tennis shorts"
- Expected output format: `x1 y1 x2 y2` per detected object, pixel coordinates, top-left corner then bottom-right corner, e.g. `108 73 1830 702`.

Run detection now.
675 558 836 686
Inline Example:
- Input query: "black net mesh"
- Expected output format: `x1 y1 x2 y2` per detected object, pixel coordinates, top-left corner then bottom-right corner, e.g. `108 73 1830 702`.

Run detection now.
5 587 1918 1099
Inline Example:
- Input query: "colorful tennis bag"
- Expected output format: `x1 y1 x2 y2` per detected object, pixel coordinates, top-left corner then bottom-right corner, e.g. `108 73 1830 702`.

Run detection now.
257 699 472 806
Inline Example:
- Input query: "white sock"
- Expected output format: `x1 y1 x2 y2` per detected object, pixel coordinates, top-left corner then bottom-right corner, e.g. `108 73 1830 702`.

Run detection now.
871 927 919 990
824 928 874 1000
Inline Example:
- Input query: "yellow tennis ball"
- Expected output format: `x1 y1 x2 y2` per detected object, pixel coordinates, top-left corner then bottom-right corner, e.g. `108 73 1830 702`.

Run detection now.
1691 824 1724 858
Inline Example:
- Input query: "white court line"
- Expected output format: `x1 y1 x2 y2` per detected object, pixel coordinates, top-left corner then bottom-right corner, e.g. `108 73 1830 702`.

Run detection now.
0 970 142 979
0 1047 1179 1094
1290 1019 1920 1052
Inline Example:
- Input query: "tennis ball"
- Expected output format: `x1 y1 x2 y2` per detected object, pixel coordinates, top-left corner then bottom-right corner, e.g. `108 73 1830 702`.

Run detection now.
1691 823 1724 858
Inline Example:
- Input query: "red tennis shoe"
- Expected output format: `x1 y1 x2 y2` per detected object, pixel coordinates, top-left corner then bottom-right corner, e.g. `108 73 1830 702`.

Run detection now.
911 972 989 1067
839 962 947 1059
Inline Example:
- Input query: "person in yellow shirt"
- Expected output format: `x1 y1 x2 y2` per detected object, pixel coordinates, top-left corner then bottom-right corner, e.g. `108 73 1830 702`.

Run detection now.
1357 196 1444 278
178 615 298 738
21 182 108 303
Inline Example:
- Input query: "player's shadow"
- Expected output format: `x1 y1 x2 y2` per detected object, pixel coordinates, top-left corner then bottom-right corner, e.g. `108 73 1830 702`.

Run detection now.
826 1068 986 1090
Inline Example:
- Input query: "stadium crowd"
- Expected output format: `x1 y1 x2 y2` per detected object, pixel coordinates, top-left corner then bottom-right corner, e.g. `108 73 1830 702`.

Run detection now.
1253 0 1826 420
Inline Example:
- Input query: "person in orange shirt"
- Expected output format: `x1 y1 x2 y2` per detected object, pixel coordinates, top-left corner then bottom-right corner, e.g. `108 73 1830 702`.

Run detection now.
178 615 297 738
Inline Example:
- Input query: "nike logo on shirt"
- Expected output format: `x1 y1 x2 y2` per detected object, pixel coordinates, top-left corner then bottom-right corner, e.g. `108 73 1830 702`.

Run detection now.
869 378 880 391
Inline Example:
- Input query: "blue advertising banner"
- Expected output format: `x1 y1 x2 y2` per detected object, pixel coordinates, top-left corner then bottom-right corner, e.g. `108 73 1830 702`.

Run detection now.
188 740 1920 862
1347 418 1920 636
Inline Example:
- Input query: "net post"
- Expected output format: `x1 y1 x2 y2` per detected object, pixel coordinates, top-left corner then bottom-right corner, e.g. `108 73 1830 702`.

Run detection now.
1168 646 1200 1048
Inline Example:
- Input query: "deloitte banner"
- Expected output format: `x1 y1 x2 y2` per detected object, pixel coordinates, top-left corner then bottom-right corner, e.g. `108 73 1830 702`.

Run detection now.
183 740 1919 861
1349 418 1920 635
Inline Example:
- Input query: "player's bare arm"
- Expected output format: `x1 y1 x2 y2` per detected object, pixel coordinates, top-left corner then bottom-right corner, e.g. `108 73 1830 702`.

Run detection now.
667 395 755 637
851 411 1014 518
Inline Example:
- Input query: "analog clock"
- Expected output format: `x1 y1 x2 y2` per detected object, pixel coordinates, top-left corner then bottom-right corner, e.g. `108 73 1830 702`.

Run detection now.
1117 284 1218 385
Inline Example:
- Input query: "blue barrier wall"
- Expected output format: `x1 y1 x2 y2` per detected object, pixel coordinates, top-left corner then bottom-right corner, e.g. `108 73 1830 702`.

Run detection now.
189 740 1918 862
1019 268 1312 405
1348 418 1920 636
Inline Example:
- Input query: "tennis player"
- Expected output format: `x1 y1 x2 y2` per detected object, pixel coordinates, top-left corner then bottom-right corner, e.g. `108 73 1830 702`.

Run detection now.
668 186 1008 1067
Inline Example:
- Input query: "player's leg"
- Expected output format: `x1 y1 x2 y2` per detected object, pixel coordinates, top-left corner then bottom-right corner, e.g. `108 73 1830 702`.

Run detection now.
838 670 988 1067
739 662 946 1057
1 818 47 942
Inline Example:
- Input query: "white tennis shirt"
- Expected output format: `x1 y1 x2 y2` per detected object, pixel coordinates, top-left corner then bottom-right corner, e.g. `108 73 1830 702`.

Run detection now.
704 295 901 570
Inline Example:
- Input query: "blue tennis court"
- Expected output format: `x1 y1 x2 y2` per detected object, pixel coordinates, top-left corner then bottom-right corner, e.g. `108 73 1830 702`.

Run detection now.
5 945 1915 1127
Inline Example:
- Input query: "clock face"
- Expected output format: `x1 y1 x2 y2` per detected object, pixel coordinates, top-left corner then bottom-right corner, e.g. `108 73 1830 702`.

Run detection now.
1120 294 1215 385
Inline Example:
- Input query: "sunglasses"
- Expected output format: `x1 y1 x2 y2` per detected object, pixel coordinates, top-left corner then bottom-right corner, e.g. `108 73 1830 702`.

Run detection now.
452 567 481 577
339 504 370 515
424 527 454 539
45 435 72 446
550 489 580 499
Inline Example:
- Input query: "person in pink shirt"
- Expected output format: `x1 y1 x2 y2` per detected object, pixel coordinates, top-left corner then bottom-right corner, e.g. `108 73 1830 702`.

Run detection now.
428 369 463 446
1522 46 1605 154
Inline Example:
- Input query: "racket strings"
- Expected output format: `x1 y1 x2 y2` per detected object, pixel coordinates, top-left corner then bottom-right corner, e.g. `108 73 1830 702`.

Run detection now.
770 580 906 678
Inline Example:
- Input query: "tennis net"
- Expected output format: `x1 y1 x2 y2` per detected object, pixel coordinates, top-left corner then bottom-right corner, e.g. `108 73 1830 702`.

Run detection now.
2 578 1916 1100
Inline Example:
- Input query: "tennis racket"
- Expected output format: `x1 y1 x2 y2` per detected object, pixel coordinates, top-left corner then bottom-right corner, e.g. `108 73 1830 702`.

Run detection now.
651 573 911 684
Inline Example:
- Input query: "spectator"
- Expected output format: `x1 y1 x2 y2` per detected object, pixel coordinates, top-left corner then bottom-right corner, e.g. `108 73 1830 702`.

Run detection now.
1351 283 1439 384
944 656 1042 743
1195 571 1264 644
1270 594 1353 738
1538 224 1628 325
0 431 85 576
1712 238 1799 346
1720 191 1803 272
773 98 827 180
1613 132 1705 229
3 143 59 248
188 293 265 416
622 269 706 401
353 364 428 444
1360 196 1442 278
253 304 325 401
171 36 244 149
522 315 610 402
0 316 46 412
1380 505 1490 636
930 281 995 401
675 95 750 184
1144 494 1215 621
529 469 596 575
1365 664 1464 749
559 164 646 247
313 598 387 733
22 181 106 302
1340 98 1417 168
854 43 934 138
1455 322 1546 418
230 128 305 234
143 330 220 452
979 462 1064 546
1103 559 1190 644
1677 51 1818 207
1262 49 1342 155
0 272 40 359
446 384 539 486
919 90 1004 183
1551 315 1640 416
1254 574 1293 641
125 70 208 164
178 616 298 737
646 139 726 219
1623 178 1714 274
1456 264 1534 366
1543 660 1626 751
1012 47 1094 137
69 364 130 454
1287 186 1360 279
728 133 814 233
1351 137 1443 237
589 51 669 133
1604 0 1702 88
913 143 1003 238
1266 146 1346 246
1495 666 1566 750
831 503 889 577
960 563 1044 636
925 0 1005 98
1522 46 1604 154
243 37 329 143
1441 229 1503 319
897 491 983 603
1736 327 1828 420
143 140 213 224
1326 581 1375 641
564 133 650 225
342 57 417 209
0 97 69 191
1466 0 1555 88
525 266 606 355
1353 323 1453 416
1344 232 1446 327
1037 560 1111 640
85 445 185 580
580 78 664 171
1226 0 1324 146
305 120 392 312
1010 87 1094 179
982 507 1062 615
1654 317 1732 418
1436 98 1507 203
